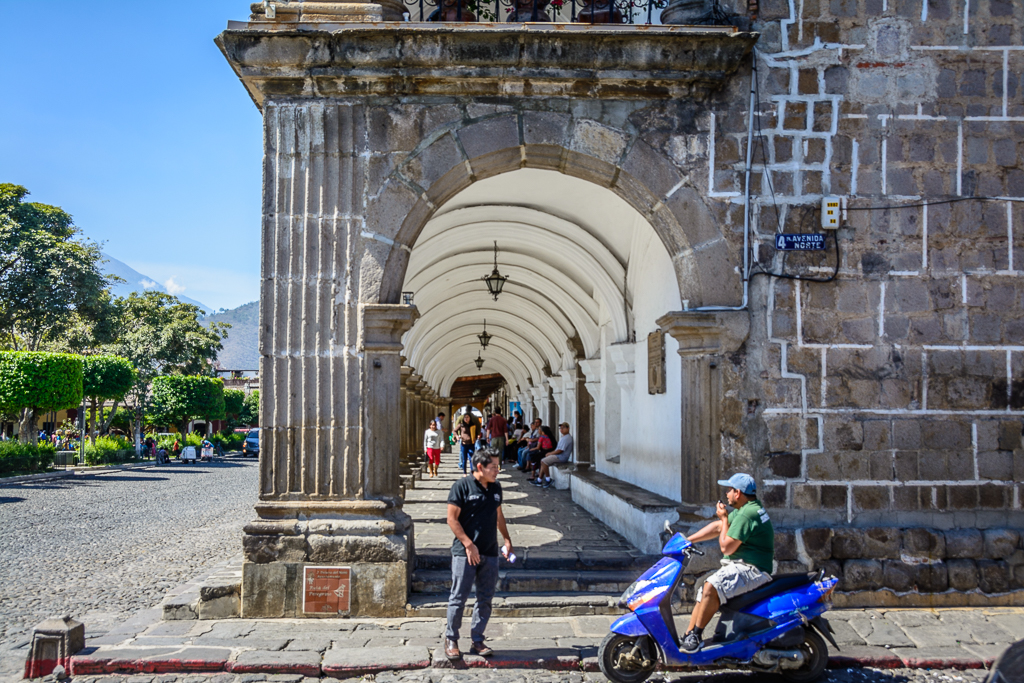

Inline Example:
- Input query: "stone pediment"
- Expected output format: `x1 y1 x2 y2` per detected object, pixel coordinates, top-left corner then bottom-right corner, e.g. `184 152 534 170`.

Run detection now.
216 23 758 108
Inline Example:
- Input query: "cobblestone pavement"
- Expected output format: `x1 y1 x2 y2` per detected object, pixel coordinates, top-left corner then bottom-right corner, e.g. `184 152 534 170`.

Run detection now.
0 458 259 681
50 666 992 683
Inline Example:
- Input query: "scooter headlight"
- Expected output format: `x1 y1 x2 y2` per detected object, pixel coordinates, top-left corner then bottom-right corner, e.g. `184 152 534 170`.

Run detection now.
617 580 640 608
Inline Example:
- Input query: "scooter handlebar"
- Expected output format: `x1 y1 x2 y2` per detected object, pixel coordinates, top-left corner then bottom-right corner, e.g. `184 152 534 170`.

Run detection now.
688 547 705 556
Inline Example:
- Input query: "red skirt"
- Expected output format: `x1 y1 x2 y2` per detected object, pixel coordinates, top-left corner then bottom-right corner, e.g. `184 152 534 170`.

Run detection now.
426 448 441 465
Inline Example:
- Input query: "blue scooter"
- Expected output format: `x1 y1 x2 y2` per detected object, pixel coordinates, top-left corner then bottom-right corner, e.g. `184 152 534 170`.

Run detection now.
599 524 840 683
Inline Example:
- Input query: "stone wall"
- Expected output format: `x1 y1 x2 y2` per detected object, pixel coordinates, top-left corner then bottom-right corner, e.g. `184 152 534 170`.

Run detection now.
698 0 1024 529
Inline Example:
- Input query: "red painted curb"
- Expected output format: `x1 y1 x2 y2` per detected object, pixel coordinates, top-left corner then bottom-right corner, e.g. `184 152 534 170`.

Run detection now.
897 655 986 670
828 652 903 669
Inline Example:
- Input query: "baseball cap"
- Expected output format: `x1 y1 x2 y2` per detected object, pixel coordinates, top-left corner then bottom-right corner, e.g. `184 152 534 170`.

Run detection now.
558 422 570 428
717 473 756 496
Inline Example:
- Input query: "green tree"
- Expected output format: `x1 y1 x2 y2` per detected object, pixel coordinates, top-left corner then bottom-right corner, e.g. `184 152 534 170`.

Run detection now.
105 291 229 450
224 388 245 419
0 185 116 351
150 375 226 435
239 389 259 426
0 351 84 443
83 355 136 440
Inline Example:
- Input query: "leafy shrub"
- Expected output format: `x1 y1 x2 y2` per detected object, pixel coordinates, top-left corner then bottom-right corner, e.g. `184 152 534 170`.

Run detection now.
0 441 56 476
0 351 84 414
84 434 135 466
211 432 244 450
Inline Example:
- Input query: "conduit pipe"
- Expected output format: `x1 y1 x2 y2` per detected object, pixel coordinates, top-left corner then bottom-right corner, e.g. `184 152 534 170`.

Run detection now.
691 47 756 313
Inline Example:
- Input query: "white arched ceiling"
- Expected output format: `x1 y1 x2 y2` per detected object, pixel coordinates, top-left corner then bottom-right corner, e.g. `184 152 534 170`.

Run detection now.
401 168 674 398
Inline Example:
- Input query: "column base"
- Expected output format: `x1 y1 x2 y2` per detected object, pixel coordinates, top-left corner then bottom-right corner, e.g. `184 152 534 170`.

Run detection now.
240 500 413 618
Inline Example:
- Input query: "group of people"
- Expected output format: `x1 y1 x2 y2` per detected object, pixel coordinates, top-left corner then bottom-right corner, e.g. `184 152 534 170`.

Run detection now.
422 407 574 489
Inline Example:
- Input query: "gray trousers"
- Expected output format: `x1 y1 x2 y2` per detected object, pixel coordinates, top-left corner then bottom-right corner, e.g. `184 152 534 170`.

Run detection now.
446 555 499 642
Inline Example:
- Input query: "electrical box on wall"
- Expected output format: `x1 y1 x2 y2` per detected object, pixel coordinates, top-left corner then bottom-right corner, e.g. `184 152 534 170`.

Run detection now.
821 196 841 229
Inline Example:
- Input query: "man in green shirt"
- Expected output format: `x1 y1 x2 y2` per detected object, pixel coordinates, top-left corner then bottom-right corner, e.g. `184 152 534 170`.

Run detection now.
680 473 774 653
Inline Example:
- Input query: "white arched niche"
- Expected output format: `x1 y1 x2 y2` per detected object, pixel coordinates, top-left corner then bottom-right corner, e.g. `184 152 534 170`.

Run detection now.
401 168 684 501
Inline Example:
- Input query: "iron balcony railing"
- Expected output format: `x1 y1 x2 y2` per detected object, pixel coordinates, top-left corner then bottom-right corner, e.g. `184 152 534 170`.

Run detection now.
402 0 734 26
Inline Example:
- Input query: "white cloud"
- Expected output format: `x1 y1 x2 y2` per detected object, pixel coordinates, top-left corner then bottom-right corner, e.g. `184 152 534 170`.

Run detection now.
164 277 186 295
140 278 158 289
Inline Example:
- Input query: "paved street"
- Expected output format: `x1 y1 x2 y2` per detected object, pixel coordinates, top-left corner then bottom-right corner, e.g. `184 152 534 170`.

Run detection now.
0 459 259 682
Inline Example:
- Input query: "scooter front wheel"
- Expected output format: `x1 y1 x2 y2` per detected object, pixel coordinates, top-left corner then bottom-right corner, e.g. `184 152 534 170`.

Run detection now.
781 628 828 683
598 632 656 683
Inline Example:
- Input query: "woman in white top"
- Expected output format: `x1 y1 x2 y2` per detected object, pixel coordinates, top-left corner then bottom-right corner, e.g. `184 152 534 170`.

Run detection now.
423 419 443 477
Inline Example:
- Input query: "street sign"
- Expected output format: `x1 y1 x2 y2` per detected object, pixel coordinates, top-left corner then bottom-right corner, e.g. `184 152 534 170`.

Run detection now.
775 234 827 251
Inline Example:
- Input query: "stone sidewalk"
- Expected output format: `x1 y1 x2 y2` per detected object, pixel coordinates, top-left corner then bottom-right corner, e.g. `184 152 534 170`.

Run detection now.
66 607 1024 677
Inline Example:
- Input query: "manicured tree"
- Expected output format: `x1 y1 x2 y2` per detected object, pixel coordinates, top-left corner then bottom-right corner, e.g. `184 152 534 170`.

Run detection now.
0 351 84 443
83 354 136 441
224 388 245 420
150 375 226 436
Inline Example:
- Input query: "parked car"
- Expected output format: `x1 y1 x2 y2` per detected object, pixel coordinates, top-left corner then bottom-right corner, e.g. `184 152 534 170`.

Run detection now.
242 429 259 458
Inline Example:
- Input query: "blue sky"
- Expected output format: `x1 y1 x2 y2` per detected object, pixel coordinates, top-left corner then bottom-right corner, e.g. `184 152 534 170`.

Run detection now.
0 1 263 311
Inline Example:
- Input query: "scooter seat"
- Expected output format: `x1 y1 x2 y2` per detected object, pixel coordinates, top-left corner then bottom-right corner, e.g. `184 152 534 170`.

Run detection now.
723 572 818 612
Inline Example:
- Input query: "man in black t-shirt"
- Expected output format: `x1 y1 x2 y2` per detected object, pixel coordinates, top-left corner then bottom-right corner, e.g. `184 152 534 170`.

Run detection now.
444 447 513 661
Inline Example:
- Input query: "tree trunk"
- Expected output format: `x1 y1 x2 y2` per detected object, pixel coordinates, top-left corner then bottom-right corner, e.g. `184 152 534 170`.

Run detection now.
88 398 98 443
133 409 143 456
18 407 36 444
99 400 120 435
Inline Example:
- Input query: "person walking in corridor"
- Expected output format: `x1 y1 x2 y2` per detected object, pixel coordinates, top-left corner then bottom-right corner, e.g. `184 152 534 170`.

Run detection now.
444 448 513 661
486 408 508 466
455 412 477 473
424 419 443 478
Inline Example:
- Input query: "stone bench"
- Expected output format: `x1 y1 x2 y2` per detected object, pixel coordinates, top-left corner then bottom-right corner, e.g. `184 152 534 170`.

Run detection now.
548 461 573 490
570 469 679 555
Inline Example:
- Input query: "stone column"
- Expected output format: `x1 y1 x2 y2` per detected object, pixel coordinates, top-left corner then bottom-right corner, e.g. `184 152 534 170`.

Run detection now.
558 368 578 435
529 385 546 424
400 365 412 458
657 311 749 506
577 358 602 470
544 377 560 427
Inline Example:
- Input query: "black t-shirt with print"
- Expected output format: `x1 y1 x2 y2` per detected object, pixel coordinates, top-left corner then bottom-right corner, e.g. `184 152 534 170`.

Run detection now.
448 474 503 557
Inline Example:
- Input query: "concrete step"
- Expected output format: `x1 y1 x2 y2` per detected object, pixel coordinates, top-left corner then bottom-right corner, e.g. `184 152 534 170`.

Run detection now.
412 569 636 594
413 546 658 572
406 591 628 617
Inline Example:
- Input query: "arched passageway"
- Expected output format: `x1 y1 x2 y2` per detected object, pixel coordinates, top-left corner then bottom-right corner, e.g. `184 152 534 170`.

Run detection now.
399 168 686 501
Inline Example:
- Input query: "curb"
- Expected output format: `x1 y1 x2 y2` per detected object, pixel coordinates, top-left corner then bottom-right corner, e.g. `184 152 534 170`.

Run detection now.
0 470 75 485
69 649 999 677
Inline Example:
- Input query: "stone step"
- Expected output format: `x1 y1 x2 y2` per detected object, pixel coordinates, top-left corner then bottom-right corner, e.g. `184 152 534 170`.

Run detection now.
406 591 628 617
413 546 658 572
411 569 636 594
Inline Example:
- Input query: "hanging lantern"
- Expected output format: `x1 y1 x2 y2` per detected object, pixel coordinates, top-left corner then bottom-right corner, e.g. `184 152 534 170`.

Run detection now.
478 319 492 348
482 241 508 301
474 353 485 370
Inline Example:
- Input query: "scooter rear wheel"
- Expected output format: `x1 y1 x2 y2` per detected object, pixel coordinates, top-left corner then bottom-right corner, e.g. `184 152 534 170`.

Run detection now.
598 632 656 683
781 628 828 683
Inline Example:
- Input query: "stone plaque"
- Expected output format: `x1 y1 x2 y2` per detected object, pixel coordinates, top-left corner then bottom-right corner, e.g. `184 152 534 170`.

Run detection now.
303 566 351 615
648 330 666 395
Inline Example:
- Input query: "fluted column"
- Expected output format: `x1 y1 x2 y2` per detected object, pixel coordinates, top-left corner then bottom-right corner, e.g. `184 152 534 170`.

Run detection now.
242 99 419 618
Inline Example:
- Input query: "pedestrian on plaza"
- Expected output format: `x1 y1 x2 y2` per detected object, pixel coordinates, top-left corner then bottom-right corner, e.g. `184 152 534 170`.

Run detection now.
444 447 513 661
424 419 443 478
486 408 507 465
455 412 477 473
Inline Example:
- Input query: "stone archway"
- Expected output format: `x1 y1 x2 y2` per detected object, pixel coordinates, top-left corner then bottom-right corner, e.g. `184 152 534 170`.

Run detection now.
219 21 757 618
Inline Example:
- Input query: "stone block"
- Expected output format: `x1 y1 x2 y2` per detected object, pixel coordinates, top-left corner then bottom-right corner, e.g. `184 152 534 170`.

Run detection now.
457 115 520 161
198 594 242 620
841 559 883 591
853 486 890 512
242 562 288 618
914 563 948 592
832 528 865 559
947 559 979 591
243 535 308 564
944 529 984 559
569 119 627 165
903 528 945 561
862 528 901 559
801 528 833 560
620 139 682 200
983 529 1021 559
307 534 409 564
522 110 571 146
820 485 848 510
978 560 1010 593
882 560 916 592
775 529 797 561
